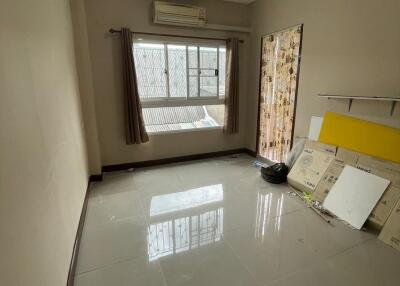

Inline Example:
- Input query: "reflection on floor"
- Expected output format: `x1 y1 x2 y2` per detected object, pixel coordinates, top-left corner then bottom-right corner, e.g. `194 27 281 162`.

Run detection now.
148 184 224 261
148 207 224 261
255 192 284 239
149 184 223 216
74 155 400 286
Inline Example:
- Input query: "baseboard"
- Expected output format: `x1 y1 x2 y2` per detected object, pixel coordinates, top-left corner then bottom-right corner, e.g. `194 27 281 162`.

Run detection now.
67 181 91 286
102 148 254 172
89 174 103 182
244 148 257 157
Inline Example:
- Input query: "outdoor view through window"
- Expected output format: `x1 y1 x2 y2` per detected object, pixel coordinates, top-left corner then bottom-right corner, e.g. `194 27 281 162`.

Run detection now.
133 40 226 133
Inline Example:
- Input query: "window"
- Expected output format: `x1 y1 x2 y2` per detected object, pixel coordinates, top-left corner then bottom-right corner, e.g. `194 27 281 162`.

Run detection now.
133 39 226 133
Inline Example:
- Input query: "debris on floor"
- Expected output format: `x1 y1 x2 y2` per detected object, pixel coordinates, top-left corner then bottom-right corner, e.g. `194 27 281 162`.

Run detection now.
260 163 289 184
269 113 400 252
252 160 270 168
284 138 306 169
288 186 332 224
287 145 335 193
322 166 389 229
379 199 400 251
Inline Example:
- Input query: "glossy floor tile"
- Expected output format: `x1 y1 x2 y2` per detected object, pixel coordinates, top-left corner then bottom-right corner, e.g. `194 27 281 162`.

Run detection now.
74 155 400 286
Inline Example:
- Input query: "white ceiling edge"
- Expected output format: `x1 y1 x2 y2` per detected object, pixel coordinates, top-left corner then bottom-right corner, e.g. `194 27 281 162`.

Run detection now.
223 0 256 4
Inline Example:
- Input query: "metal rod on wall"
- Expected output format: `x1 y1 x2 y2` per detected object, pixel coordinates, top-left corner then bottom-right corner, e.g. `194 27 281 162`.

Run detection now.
108 28 244 43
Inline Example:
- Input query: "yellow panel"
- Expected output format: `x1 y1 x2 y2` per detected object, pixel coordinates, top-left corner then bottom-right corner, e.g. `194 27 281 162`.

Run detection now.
319 112 400 163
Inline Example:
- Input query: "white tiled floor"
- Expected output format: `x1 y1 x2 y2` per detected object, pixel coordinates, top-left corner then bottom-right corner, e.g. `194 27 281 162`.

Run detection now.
74 154 400 286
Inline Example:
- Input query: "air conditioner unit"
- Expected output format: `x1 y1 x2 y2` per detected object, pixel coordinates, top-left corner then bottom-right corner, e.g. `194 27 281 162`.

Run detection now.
153 1 206 27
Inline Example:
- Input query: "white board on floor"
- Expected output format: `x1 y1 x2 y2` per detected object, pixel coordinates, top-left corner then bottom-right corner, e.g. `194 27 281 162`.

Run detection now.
323 166 389 229
308 116 324 141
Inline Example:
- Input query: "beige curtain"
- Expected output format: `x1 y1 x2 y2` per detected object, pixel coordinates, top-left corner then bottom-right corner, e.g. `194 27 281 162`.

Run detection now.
121 28 149 144
224 38 239 134
258 25 302 162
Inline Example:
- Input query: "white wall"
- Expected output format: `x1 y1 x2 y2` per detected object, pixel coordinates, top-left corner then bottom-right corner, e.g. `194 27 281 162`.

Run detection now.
246 0 400 151
70 0 102 175
83 0 251 165
0 0 89 285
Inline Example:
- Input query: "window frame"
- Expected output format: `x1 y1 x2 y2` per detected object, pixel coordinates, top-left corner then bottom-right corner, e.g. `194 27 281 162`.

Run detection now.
132 37 226 108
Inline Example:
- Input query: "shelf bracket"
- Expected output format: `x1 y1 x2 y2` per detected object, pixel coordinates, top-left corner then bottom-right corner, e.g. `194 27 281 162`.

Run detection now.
390 101 397 116
348 99 353 112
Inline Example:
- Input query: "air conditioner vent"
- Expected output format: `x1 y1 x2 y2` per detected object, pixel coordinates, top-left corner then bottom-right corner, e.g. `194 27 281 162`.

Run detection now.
153 1 207 27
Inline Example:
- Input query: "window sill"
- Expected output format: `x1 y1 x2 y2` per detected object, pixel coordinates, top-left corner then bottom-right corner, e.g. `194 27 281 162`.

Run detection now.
141 98 225 108
148 126 223 135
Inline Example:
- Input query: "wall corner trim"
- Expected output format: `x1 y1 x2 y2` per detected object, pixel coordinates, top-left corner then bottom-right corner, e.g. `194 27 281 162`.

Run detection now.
89 174 103 182
66 181 91 286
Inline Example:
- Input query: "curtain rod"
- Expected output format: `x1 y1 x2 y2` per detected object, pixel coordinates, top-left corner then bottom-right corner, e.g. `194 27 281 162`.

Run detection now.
109 29 244 43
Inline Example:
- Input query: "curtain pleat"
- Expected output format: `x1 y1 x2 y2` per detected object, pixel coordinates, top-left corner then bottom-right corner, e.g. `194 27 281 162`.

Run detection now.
224 38 239 134
121 28 149 144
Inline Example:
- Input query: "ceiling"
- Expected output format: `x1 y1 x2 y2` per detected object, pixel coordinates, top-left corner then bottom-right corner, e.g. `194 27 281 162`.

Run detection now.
223 0 256 4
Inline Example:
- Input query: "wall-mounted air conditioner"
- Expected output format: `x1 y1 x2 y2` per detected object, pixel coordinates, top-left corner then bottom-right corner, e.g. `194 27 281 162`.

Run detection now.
153 1 206 27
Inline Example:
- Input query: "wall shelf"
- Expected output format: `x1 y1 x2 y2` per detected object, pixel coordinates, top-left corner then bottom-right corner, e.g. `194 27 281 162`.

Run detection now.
317 94 400 116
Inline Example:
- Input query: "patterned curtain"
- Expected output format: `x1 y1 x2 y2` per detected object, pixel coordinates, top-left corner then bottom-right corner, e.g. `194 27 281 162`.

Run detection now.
258 25 302 163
